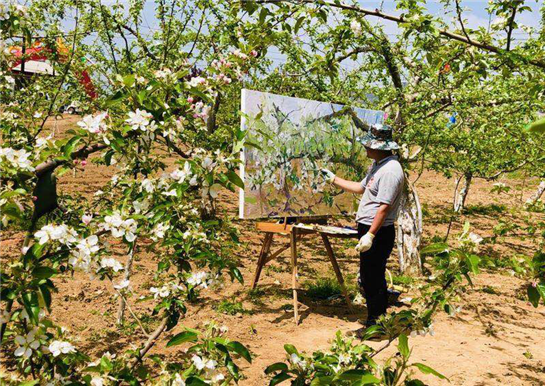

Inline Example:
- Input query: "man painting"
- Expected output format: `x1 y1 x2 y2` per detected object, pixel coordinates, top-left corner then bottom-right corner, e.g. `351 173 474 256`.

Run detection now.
322 124 405 328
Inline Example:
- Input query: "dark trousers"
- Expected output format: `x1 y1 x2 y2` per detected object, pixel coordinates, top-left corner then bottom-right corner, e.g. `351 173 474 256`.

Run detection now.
357 223 395 322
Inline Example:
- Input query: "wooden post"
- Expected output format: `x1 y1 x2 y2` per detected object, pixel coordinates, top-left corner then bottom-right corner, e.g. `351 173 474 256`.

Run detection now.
321 234 354 312
290 227 299 325
251 233 273 289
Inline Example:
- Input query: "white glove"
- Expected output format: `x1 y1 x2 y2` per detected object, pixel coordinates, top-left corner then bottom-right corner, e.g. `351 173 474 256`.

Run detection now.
355 232 375 253
321 168 336 183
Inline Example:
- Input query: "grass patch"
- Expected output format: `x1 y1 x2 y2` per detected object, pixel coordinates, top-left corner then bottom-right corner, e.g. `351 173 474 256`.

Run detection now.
391 274 415 286
247 288 266 305
214 300 250 315
304 276 343 300
463 204 506 216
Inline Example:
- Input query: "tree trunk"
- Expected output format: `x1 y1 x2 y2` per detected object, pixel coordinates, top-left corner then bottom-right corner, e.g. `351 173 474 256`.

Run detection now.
527 180 545 205
453 173 472 213
396 180 423 275
117 243 136 325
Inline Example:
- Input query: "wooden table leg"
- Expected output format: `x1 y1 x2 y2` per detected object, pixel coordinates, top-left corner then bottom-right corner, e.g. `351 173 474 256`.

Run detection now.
290 228 299 325
321 233 354 312
252 233 273 289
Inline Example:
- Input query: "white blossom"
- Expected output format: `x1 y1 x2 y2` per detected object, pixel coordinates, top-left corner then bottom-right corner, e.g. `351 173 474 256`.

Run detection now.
126 109 154 131
48 340 75 357
0 147 34 171
170 162 192 183
100 257 124 272
114 279 130 290
82 214 93 225
154 68 173 80
192 355 206 370
201 157 215 171
468 232 483 245
14 329 41 358
187 76 207 88
173 373 186 386
90 377 104 386
35 224 78 245
350 20 362 36
150 285 170 299
77 112 108 134
187 271 208 288
102 212 137 242
141 178 155 193
133 199 150 214
151 223 169 241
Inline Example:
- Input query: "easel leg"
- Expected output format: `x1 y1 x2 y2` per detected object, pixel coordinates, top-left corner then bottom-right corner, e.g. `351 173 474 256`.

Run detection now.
252 233 273 289
290 228 299 325
321 234 354 312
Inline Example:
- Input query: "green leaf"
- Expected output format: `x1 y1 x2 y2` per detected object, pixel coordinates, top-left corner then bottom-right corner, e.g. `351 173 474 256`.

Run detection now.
227 341 252 363
283 344 298 355
32 266 56 279
100 355 113 372
420 243 449 256
269 371 292 386
63 136 81 159
412 363 448 380
398 333 409 359
526 117 545 134
230 267 244 284
527 285 541 307
226 357 240 379
166 330 199 347
185 376 208 386
264 362 288 374
226 170 244 189
338 370 380 383
123 74 135 87
466 254 480 274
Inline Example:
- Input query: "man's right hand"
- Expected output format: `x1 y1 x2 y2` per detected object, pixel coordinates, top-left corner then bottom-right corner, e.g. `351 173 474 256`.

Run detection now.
321 168 336 183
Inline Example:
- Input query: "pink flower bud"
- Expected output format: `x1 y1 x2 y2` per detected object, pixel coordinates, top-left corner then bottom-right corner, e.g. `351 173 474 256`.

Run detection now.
32 196 38 201
250 50 258 57
81 160 87 167
532 281 538 288
187 97 194 103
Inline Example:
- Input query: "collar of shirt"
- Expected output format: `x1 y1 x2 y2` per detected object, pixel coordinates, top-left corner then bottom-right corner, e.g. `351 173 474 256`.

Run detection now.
373 155 398 167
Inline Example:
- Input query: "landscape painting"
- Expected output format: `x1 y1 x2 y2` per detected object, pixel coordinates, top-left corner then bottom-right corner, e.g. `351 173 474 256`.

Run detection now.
239 89 384 219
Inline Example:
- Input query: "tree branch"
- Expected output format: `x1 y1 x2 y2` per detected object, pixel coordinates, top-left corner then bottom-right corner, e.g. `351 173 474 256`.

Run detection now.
35 143 107 177
249 0 545 69
506 4 519 51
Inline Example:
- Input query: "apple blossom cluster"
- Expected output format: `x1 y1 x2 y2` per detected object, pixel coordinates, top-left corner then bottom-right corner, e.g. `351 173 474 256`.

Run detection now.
150 282 184 299
191 355 225 383
0 147 34 172
35 224 78 246
186 271 214 289
350 20 362 37
100 211 137 242
77 112 109 134
126 109 157 132
69 234 100 272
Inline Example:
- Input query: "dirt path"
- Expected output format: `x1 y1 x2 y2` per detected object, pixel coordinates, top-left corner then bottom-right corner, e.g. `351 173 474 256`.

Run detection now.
1 116 544 385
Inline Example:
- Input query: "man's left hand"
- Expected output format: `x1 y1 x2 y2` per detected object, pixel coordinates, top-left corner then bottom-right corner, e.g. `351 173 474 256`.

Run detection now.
356 232 375 253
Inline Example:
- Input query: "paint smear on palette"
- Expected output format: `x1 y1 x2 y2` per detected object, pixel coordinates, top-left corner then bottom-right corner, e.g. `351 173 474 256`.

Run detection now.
239 89 383 219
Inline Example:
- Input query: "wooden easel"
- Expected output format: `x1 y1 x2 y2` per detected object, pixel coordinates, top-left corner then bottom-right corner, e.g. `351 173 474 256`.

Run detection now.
252 218 358 325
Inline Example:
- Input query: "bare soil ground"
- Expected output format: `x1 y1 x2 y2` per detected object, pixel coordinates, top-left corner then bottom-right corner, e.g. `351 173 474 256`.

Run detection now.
1 115 544 385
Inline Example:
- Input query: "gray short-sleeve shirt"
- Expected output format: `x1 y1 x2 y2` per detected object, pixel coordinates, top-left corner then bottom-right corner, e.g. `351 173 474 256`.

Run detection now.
356 155 404 226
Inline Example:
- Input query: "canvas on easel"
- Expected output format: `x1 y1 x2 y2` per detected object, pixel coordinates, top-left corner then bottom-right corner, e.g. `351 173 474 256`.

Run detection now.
239 89 384 220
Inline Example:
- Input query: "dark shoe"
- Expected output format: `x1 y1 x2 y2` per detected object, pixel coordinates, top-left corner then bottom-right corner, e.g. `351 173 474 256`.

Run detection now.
387 288 401 306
